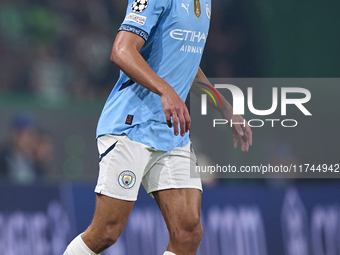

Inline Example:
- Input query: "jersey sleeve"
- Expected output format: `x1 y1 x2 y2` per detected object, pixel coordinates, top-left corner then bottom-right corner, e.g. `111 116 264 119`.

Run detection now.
119 0 170 41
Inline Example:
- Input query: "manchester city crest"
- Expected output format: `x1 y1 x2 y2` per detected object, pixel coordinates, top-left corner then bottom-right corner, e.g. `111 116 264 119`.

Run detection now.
206 3 211 19
118 170 136 189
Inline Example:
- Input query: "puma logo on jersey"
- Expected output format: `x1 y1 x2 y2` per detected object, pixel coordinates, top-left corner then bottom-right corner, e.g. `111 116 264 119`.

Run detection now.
181 3 189 15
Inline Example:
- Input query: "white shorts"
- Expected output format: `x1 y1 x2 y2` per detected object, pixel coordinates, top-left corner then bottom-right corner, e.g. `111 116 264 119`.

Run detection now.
94 134 202 201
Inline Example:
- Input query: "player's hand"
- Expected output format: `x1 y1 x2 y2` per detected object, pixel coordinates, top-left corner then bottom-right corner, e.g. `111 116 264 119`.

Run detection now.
161 87 190 136
223 113 252 152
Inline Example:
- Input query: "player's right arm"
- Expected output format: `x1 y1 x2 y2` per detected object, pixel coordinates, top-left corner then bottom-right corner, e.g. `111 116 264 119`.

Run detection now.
110 31 190 137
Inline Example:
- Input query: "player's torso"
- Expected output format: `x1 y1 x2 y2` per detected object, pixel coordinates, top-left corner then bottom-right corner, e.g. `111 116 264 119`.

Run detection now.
97 0 212 150
115 0 211 101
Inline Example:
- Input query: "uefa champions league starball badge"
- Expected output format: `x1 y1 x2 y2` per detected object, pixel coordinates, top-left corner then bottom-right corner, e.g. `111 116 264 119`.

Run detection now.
118 170 136 189
131 0 149 13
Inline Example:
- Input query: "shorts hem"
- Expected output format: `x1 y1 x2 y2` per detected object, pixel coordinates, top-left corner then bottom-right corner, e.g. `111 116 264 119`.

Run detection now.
94 187 137 202
146 185 203 195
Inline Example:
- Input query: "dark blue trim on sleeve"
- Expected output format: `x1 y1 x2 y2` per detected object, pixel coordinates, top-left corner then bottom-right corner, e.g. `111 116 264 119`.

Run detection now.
118 24 149 41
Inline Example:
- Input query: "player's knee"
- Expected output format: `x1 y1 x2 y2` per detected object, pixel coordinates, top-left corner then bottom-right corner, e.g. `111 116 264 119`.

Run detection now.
100 223 124 247
186 221 203 247
172 223 203 248
188 220 203 245
171 215 203 247
182 210 202 233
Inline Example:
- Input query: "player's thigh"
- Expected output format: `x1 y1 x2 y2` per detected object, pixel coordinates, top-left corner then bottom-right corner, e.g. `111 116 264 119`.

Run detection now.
88 134 151 233
153 188 202 232
92 194 134 228
83 194 134 241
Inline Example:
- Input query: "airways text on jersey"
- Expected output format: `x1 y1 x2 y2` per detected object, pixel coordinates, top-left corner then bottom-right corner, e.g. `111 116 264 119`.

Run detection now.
170 29 207 54
170 29 207 42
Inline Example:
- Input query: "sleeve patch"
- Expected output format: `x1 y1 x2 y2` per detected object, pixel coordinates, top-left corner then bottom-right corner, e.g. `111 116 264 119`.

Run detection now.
131 0 149 13
119 24 149 41
124 13 147 25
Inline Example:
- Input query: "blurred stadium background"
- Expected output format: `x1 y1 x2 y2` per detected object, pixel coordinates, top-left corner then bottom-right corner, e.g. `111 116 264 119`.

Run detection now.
0 0 339 254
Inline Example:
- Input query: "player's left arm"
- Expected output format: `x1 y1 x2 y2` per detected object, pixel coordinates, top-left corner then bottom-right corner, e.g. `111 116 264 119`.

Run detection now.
191 67 252 152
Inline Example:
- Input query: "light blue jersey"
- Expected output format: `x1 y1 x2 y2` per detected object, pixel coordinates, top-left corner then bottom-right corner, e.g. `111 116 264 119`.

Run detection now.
97 0 211 151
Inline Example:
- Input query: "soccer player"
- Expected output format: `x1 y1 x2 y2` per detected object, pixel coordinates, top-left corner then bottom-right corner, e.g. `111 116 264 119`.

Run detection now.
64 0 252 254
